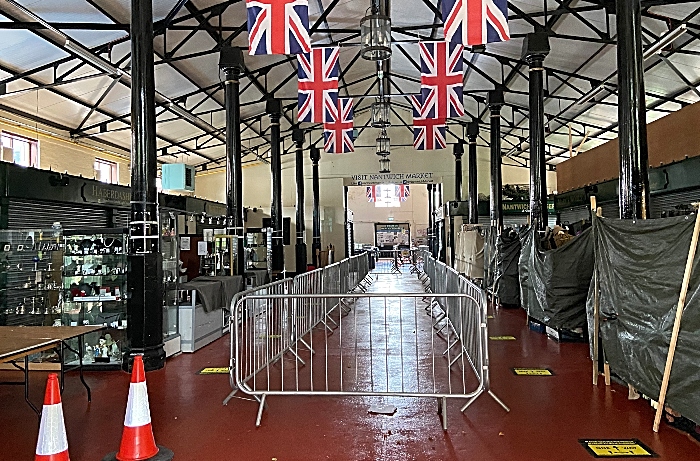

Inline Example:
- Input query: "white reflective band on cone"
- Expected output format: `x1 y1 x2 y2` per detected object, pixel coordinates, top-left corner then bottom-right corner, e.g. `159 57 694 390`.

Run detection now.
36 403 68 455
123 381 152 427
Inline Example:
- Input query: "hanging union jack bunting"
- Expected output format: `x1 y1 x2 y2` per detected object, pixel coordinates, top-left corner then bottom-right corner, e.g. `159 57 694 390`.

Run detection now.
420 41 465 119
298 47 340 123
412 93 446 151
323 98 354 154
396 184 410 202
441 0 510 46
366 185 377 202
246 0 311 55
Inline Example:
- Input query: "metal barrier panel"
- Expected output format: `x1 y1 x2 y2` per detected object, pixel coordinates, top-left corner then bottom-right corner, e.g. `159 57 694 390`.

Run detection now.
227 278 294 391
232 292 487 429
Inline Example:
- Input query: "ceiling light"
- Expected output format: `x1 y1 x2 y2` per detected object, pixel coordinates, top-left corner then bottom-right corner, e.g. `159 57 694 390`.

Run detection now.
64 40 122 77
376 130 390 155
379 155 390 173
643 24 687 61
360 10 391 61
576 83 609 106
372 98 391 128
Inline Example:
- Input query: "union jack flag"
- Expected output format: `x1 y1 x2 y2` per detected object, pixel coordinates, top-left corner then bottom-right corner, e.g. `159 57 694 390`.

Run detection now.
366 185 377 203
323 98 354 154
246 0 311 55
412 93 446 150
396 184 410 202
420 41 465 119
441 0 510 46
298 47 340 123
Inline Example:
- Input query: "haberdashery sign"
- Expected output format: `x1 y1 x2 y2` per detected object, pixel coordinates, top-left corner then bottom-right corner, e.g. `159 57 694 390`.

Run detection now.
344 172 439 186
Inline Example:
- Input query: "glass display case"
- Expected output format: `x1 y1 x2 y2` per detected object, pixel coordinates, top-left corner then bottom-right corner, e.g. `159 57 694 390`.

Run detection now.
0 228 63 329
244 227 272 273
162 211 179 340
61 229 128 368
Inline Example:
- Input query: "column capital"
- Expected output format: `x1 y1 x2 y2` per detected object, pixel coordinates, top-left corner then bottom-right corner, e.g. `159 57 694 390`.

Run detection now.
292 127 305 146
310 146 321 164
218 46 245 72
453 141 464 158
487 89 504 110
467 120 479 141
522 31 550 64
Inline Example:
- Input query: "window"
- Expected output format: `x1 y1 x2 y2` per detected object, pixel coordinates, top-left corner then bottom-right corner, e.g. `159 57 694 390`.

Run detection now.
1 132 39 167
374 183 401 208
94 158 118 184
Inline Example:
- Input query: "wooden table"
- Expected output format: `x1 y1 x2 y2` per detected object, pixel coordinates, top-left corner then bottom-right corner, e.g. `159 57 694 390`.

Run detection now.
0 326 105 417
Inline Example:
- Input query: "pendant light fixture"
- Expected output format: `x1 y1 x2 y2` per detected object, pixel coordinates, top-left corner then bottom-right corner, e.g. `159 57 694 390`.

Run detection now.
360 2 391 61
379 155 390 173
376 129 390 156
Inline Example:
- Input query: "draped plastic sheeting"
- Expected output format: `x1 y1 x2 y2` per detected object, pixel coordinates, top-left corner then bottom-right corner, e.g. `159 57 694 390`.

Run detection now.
454 230 484 278
519 228 594 330
587 215 700 424
495 230 524 306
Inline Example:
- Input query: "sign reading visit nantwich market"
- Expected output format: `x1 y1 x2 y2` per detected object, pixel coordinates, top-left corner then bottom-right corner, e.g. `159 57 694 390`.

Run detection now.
344 172 437 186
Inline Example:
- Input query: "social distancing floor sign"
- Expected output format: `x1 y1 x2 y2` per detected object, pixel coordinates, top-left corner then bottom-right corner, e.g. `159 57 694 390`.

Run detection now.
512 368 554 376
197 367 229 375
489 335 516 341
579 439 657 457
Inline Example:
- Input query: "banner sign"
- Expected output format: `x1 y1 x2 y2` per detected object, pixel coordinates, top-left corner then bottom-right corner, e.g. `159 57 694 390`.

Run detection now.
344 172 437 186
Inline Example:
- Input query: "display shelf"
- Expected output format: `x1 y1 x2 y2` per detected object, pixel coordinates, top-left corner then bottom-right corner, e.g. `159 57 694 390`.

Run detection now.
61 228 128 369
0 228 63 327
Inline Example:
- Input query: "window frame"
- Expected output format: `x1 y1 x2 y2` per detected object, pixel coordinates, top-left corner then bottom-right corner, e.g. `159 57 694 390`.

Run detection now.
94 157 119 184
1 131 39 168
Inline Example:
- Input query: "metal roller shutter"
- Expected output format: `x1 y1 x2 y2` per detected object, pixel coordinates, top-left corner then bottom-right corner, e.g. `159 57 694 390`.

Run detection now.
650 190 700 218
8 199 109 230
559 206 590 225
600 201 620 219
112 209 131 228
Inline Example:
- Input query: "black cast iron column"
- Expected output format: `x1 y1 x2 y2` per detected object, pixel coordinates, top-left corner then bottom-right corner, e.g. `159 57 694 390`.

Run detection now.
310 146 322 267
454 141 464 201
126 0 165 372
292 128 307 274
523 32 550 230
267 99 284 274
427 183 434 254
467 120 479 224
219 46 245 276
488 89 504 235
616 0 650 219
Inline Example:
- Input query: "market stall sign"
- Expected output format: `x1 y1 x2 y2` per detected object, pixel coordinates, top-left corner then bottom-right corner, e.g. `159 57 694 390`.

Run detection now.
579 440 657 458
489 336 516 341
82 183 131 207
197 367 229 375
512 368 554 376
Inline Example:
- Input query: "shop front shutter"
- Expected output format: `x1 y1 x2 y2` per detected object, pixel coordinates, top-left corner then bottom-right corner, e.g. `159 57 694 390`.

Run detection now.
7 199 109 230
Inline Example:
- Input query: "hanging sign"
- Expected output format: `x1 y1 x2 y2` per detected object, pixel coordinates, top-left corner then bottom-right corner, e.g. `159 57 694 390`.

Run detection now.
344 172 438 186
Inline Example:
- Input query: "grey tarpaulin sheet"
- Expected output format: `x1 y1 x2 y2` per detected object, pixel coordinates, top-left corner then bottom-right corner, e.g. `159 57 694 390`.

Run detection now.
519 228 594 330
495 229 523 306
587 214 700 424
180 280 221 313
194 276 245 311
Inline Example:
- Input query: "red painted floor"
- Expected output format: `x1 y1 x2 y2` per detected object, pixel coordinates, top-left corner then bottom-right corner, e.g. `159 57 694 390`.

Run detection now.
2 271 699 460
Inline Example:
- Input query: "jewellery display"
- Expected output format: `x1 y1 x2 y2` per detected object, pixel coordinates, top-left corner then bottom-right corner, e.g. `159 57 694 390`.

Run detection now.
61 229 128 369
0 229 63 328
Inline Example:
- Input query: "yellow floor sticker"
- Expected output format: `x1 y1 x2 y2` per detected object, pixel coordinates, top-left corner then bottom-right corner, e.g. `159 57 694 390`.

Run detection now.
197 367 230 375
579 439 657 458
489 335 516 341
512 368 554 376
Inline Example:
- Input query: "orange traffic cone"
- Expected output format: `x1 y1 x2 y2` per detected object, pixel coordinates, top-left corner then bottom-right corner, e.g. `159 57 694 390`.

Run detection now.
103 355 173 461
35 373 70 461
